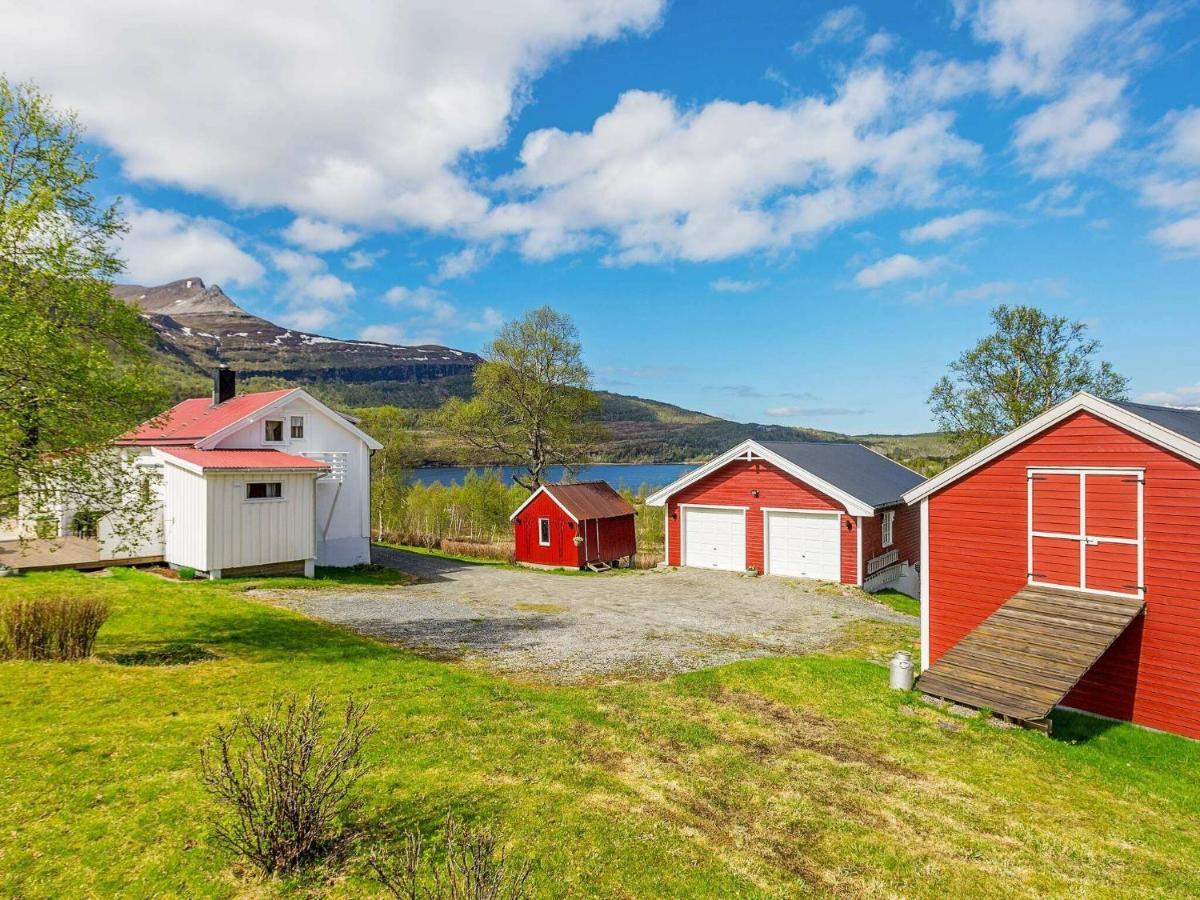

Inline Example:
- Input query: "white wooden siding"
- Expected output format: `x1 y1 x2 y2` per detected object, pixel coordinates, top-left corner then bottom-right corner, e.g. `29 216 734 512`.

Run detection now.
205 472 316 570
162 463 208 569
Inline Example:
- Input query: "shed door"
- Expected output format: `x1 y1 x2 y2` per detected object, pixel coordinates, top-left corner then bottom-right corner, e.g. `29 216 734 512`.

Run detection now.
683 506 746 572
1029 470 1142 597
765 511 840 581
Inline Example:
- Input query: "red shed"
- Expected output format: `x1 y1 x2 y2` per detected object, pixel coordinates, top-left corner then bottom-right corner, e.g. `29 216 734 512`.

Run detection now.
510 481 637 570
904 392 1200 738
646 439 924 589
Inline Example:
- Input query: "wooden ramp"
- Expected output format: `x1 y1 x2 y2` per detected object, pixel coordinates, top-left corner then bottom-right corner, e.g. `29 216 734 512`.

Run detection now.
918 586 1144 731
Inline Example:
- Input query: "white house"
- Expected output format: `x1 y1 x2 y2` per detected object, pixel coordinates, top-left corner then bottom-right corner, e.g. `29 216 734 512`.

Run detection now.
110 367 382 577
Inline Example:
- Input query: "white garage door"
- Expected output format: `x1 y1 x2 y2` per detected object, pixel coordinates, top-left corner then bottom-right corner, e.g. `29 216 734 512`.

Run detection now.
765 511 840 581
683 506 746 572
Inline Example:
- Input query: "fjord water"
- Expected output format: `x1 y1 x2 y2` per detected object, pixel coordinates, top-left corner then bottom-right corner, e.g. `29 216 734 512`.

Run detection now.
407 463 698 491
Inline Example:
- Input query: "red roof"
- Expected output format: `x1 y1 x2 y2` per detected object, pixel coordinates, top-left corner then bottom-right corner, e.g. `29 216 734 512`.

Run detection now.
543 482 635 520
117 389 295 446
157 448 329 471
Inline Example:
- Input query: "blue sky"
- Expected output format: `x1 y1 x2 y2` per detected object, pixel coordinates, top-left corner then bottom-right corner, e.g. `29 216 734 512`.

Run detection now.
5 0 1200 432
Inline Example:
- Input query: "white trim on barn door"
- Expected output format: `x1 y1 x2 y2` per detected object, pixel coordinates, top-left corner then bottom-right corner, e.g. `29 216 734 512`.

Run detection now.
680 504 747 573
856 515 863 586
760 508 840 581
1027 466 1145 600
919 499 930 670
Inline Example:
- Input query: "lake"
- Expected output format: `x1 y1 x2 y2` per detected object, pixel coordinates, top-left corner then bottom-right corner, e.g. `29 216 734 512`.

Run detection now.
407 463 698 491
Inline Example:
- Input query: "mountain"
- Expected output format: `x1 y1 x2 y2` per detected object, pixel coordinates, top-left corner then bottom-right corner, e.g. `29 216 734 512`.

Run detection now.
118 279 951 468
114 278 480 385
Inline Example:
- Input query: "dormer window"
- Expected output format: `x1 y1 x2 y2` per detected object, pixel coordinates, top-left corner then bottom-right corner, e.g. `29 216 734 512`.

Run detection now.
264 419 284 442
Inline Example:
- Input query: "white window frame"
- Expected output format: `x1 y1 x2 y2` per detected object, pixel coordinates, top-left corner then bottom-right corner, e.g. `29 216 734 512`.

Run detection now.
245 481 283 502
263 419 285 443
289 415 305 440
881 509 895 548
1027 467 1144 599
538 517 551 546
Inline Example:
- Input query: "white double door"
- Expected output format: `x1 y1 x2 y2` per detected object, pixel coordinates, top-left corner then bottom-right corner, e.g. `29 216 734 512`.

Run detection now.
682 506 746 571
765 510 839 581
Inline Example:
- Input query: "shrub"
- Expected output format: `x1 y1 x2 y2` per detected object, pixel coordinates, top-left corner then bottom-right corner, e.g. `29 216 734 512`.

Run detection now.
440 539 515 563
369 812 533 900
177 566 197 581
0 595 110 660
199 692 375 875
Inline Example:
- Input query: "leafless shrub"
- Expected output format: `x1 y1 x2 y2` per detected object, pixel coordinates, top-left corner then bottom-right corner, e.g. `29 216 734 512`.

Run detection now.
0 596 110 660
630 552 664 569
198 692 375 875
369 812 533 900
440 540 515 563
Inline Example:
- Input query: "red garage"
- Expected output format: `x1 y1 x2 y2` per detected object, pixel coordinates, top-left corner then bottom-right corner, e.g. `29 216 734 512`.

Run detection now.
510 481 637 570
646 440 924 589
904 392 1200 738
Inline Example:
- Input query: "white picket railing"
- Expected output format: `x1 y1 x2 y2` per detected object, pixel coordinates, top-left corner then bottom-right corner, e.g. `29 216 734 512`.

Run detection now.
302 451 349 483
864 562 902 593
866 547 898 575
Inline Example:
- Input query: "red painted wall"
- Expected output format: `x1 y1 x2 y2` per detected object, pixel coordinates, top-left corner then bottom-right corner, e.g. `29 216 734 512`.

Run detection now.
513 491 580 568
513 492 636 568
858 502 921 581
925 410 1200 739
665 458 868 583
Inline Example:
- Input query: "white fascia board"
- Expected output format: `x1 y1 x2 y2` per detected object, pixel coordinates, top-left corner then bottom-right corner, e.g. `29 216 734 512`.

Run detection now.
197 388 384 451
645 439 876 517
152 447 205 476
902 392 1200 506
507 485 579 523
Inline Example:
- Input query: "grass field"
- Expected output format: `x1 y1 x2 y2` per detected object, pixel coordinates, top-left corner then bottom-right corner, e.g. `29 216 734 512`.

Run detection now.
2 568 1199 897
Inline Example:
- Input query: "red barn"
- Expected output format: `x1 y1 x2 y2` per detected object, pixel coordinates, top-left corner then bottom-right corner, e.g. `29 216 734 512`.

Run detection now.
646 440 924 588
904 392 1200 738
510 481 637 570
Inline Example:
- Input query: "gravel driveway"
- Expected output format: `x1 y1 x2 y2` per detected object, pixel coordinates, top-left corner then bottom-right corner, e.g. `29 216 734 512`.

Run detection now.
263 546 916 682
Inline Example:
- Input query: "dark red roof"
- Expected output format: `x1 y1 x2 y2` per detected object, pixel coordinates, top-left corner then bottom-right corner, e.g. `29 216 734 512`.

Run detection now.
157 448 329 471
117 389 295 446
544 482 635 520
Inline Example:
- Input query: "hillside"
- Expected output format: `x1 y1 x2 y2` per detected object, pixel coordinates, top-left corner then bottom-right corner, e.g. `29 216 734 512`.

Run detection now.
121 278 951 468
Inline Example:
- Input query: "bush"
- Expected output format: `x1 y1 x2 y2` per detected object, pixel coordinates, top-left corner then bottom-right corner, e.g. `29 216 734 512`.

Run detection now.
0 595 110 660
199 692 375 875
440 540 515 563
177 566 197 581
369 812 533 900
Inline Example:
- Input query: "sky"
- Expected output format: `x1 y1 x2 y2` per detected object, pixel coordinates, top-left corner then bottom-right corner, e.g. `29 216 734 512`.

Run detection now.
3 0 1199 433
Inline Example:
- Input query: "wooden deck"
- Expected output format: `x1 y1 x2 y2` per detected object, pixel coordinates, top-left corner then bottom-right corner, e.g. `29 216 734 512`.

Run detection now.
0 538 162 573
918 585 1145 730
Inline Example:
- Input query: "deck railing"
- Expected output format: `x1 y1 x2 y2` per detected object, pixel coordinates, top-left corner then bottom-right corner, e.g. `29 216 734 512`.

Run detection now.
866 547 898 575
301 451 349 483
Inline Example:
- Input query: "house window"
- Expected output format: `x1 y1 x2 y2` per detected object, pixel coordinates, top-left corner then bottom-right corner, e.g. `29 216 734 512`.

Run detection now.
538 517 551 546
264 419 284 442
881 510 895 548
290 415 305 439
246 482 282 500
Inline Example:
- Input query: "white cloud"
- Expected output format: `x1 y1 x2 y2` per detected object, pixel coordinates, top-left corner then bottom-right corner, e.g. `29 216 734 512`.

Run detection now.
1140 178 1200 212
271 249 356 330
384 285 458 323
344 248 386 270
1163 108 1200 167
2 0 663 229
484 68 979 263
1149 217 1200 257
1137 385 1200 408
383 285 503 337
710 278 764 293
120 205 264 287
952 280 1017 301
854 253 941 288
902 208 999 242
359 323 443 346
792 6 866 55
1014 74 1126 176
1026 181 1091 217
966 0 1130 95
282 217 359 252
432 245 492 283
765 405 865 417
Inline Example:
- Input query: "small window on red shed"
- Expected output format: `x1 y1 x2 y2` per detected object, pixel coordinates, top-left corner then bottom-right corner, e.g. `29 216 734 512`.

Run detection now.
538 518 551 546
882 510 895 547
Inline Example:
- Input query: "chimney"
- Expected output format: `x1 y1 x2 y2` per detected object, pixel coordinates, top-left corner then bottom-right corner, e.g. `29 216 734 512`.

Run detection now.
213 365 236 405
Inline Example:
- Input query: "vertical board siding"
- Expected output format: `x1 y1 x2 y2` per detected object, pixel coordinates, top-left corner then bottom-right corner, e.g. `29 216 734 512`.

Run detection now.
162 464 208 570
926 410 1200 738
206 472 316 570
513 492 581 568
858 503 921 582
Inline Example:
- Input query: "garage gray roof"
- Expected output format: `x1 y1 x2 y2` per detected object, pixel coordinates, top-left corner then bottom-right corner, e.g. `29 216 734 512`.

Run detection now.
756 441 926 509
1109 399 1200 445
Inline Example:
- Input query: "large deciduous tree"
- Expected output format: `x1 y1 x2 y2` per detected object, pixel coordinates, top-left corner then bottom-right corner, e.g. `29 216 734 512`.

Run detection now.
0 79 165 547
437 306 605 490
929 304 1129 453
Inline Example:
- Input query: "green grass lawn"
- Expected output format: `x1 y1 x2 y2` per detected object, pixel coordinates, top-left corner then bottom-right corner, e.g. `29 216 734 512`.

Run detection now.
2 569 1199 896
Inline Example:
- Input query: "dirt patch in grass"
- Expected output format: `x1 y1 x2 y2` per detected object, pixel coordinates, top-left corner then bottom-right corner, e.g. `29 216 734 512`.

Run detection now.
512 602 568 614
102 642 219 666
